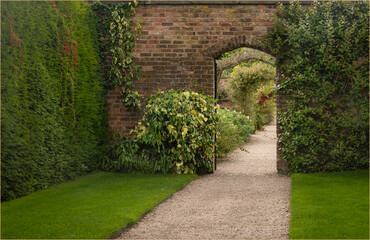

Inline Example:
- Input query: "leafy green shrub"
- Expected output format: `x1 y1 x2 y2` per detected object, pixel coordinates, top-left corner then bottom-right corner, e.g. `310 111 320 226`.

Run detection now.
216 108 255 157
254 81 276 129
225 62 275 117
1 1 106 201
216 89 229 104
106 105 255 171
133 89 217 174
102 135 154 173
266 1 369 173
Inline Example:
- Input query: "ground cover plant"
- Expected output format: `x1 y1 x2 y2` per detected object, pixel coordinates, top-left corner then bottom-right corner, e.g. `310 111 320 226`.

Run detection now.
216 108 255 158
266 1 369 173
1 172 197 239
290 170 369 239
1 1 106 201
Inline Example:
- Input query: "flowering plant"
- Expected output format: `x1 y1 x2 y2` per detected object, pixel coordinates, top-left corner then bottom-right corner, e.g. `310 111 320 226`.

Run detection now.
254 81 276 129
216 108 255 157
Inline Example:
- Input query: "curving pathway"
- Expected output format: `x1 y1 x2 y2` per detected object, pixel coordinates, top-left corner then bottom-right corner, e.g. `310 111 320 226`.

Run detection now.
119 124 291 239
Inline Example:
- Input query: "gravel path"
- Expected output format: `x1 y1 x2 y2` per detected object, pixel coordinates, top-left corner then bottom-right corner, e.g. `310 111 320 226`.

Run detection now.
119 124 291 239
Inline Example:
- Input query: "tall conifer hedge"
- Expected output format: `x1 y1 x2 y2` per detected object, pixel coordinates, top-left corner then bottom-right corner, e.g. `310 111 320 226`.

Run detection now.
1 1 107 201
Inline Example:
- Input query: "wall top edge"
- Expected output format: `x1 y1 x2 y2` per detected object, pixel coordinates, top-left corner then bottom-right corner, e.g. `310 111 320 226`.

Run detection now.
102 0 316 5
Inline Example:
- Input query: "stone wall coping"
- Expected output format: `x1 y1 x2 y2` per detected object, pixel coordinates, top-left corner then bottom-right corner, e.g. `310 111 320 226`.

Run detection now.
106 0 315 5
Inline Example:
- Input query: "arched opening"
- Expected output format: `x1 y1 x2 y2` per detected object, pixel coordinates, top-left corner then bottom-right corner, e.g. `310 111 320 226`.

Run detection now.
215 47 276 113
207 39 282 173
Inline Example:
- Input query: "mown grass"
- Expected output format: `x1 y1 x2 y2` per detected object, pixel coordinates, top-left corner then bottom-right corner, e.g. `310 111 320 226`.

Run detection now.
1 172 197 239
290 169 369 239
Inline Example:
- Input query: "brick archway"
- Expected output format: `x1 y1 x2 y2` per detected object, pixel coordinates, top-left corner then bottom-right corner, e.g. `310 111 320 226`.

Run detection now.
201 35 272 59
104 1 289 173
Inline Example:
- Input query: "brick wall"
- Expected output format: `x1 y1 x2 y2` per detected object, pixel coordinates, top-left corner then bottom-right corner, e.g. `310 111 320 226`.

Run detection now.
106 3 277 135
102 3 294 173
275 66 288 174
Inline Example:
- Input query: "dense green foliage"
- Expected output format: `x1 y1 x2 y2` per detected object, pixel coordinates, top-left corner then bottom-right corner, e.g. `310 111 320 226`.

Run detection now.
1 2 106 201
135 89 217 174
102 134 154 173
104 89 217 174
225 62 276 120
266 1 369 173
290 170 369 239
1 172 197 239
254 81 276 129
109 1 142 109
216 108 255 157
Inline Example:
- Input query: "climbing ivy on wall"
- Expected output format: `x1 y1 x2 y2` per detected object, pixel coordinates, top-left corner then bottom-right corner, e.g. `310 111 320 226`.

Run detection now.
266 1 369 173
1 1 106 201
92 1 142 110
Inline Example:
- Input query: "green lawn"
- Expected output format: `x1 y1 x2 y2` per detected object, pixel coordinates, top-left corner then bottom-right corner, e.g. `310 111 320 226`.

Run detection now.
290 169 369 239
1 172 197 239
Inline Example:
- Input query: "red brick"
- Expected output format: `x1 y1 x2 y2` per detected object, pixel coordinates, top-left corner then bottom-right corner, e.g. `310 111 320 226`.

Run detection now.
103 4 277 140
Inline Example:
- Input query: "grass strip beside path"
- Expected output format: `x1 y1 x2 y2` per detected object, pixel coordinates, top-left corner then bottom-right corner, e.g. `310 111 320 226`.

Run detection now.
290 169 369 239
1 172 197 239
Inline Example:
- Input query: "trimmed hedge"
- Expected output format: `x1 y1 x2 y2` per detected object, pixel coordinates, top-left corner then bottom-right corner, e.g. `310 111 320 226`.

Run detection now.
1 1 107 201
266 1 369 173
